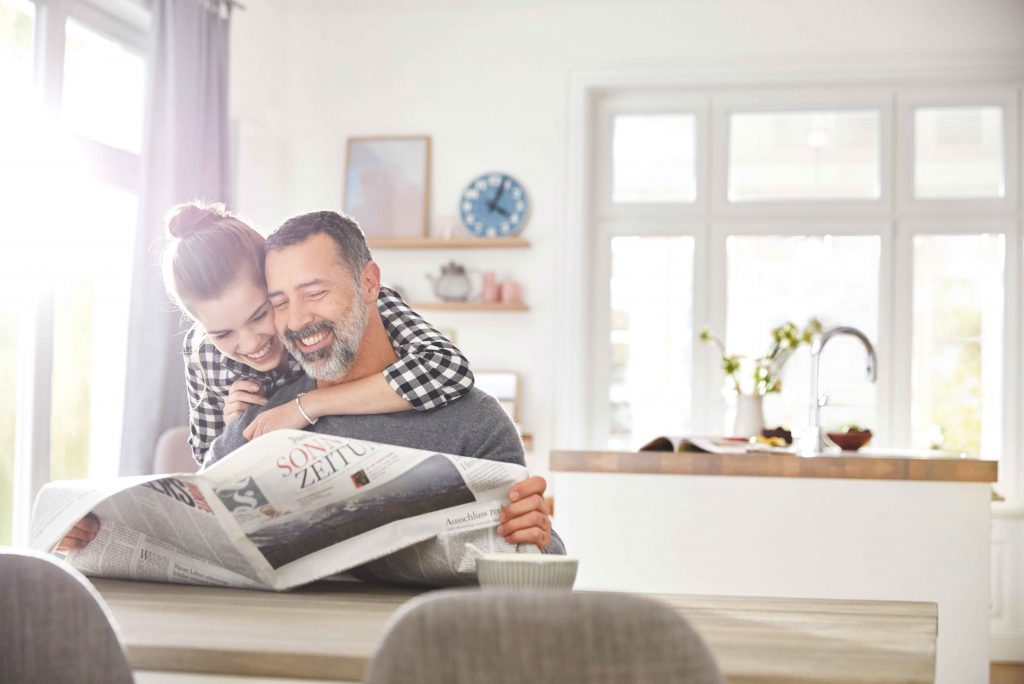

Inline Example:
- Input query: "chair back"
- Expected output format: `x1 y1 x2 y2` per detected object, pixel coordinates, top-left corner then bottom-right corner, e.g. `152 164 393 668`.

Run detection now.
365 589 723 684
153 425 199 474
0 548 134 684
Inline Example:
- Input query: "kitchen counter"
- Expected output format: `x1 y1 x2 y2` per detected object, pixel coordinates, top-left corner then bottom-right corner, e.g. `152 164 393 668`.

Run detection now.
551 448 996 683
550 448 998 482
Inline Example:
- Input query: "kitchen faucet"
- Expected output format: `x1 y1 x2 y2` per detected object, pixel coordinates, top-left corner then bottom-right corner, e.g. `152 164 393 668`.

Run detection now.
798 326 878 456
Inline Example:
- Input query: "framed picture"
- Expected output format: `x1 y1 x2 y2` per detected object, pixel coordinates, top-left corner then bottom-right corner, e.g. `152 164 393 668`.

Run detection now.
475 371 519 423
344 136 430 238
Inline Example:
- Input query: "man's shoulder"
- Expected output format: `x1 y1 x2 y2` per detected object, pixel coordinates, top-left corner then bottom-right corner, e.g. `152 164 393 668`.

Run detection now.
266 373 316 408
438 387 507 418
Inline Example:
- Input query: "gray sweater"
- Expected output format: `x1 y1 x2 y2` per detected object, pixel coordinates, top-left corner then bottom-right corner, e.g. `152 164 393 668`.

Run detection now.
209 376 565 557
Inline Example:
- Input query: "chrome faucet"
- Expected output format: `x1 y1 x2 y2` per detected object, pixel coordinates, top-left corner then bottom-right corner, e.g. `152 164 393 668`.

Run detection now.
798 326 878 456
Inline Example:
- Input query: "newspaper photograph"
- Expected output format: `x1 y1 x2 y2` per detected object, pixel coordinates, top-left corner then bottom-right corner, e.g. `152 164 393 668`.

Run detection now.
30 429 528 591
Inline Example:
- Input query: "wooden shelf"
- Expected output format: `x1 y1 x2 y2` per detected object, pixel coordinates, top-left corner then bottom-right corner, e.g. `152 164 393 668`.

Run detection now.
367 237 530 249
409 301 529 312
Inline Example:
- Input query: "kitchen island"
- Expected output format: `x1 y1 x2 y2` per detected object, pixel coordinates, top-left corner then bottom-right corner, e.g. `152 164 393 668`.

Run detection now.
551 449 997 684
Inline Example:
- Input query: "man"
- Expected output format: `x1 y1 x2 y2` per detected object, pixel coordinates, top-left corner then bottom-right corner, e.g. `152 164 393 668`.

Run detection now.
208 211 563 555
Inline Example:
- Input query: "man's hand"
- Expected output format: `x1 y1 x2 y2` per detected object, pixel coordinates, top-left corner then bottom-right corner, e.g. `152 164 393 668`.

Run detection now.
56 514 99 552
497 475 551 550
243 400 310 441
224 380 266 425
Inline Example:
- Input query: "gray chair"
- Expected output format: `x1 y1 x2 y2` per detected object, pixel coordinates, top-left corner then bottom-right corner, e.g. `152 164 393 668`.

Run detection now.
365 589 723 684
0 548 134 684
153 425 199 474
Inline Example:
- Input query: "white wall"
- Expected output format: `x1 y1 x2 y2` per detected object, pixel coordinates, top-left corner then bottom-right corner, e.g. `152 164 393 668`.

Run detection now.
229 0 1024 661
230 0 1024 474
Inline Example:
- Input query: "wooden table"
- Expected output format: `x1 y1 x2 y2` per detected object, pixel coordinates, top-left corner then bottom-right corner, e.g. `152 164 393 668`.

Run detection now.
93 578 938 683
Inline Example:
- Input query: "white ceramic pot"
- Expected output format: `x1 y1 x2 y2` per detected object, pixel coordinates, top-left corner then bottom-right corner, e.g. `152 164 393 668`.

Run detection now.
732 393 765 438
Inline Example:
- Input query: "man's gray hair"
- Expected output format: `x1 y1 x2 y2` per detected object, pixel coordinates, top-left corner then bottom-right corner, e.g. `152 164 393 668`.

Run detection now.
266 211 372 281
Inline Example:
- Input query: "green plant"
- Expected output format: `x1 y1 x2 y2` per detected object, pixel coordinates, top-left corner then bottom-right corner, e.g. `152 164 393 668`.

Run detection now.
699 318 823 396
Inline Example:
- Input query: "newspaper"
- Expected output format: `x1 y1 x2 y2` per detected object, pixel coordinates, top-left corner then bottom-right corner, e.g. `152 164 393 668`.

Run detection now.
30 429 528 591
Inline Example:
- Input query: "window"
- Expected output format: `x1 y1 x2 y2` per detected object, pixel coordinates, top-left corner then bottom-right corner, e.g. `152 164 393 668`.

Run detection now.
911 234 1004 458
608 236 695 449
612 114 697 203
1 0 147 544
63 18 146 154
0 0 35 545
726 234 880 432
913 107 1005 199
586 82 1019 497
727 110 881 202
0 0 33 95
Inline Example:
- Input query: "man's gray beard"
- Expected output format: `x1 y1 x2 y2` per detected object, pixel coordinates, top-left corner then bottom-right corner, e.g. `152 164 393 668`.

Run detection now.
283 293 368 382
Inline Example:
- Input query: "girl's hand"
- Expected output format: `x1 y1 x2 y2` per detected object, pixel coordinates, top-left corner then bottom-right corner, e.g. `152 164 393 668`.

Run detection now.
224 379 266 425
56 514 100 552
243 400 311 441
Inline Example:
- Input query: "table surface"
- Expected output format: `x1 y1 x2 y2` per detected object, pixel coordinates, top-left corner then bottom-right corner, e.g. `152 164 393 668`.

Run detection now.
551 449 998 483
93 578 938 684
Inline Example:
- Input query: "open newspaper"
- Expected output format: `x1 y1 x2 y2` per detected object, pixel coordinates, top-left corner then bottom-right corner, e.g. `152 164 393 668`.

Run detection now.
30 429 528 590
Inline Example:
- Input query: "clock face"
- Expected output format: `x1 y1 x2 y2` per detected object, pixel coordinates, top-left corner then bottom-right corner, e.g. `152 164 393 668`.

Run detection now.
459 173 529 237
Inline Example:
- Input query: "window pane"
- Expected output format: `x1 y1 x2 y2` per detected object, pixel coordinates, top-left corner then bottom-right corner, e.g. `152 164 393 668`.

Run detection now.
63 18 145 153
912 235 1003 460
50 181 137 480
609 236 694 449
0 300 19 544
0 0 32 544
914 107 1005 199
728 110 881 202
0 0 34 99
612 114 696 203
726 235 880 433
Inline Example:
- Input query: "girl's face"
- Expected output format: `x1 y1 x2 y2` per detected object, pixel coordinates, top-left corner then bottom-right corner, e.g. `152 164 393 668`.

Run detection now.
189 276 285 372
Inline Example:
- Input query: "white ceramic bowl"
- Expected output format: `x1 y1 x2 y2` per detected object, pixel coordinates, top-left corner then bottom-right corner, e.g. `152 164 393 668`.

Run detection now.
476 553 579 590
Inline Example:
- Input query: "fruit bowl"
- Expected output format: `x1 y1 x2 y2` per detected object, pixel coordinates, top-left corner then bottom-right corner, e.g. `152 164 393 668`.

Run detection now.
826 429 872 452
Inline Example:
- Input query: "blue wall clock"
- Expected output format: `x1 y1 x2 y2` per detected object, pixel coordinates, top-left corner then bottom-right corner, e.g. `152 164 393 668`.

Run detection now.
459 172 529 237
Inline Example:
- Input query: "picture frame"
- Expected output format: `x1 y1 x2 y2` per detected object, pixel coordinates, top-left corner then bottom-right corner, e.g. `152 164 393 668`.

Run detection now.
344 135 431 238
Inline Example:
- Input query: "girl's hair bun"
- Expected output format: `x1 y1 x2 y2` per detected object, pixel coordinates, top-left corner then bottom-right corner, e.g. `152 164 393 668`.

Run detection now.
166 202 228 239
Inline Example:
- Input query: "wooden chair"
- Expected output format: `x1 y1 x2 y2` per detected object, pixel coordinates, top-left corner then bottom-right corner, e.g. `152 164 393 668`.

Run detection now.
0 548 134 684
365 588 723 684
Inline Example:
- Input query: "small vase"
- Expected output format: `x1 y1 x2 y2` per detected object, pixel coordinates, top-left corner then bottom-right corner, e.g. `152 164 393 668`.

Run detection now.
732 394 765 438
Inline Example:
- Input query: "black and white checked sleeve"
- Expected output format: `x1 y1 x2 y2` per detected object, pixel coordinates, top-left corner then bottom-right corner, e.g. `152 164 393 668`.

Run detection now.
182 328 231 466
377 287 475 410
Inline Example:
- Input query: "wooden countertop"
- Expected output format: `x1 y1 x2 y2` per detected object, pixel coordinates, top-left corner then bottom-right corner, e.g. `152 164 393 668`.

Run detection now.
93 578 937 683
550 449 998 483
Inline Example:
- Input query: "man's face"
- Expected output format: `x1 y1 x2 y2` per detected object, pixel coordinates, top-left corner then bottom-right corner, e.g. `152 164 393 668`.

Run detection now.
265 233 370 382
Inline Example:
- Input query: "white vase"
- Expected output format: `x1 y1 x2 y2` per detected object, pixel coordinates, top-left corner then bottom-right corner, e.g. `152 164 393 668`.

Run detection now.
732 394 765 438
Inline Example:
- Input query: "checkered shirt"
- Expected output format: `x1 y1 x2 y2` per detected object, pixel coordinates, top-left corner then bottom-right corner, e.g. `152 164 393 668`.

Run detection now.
183 286 474 464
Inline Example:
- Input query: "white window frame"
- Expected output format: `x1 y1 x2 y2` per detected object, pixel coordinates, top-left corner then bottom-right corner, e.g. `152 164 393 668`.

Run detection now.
588 218 706 448
563 62 1024 508
893 216 1021 498
10 0 148 545
711 89 894 217
708 220 893 441
595 91 711 219
896 88 1020 215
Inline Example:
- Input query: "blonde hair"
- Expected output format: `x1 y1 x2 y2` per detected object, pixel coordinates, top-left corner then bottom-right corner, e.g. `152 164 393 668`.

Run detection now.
161 201 266 319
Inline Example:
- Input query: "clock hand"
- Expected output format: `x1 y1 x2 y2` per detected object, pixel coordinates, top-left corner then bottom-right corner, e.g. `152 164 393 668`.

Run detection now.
493 205 511 218
487 176 508 211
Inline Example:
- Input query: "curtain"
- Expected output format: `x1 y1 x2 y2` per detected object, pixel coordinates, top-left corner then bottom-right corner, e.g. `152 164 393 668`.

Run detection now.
119 0 232 474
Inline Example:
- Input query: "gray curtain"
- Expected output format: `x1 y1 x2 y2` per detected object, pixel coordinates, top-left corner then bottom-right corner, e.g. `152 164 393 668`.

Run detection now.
120 0 232 474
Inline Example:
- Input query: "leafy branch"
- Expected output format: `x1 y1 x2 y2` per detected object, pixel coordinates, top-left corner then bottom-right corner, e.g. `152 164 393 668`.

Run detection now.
699 318 822 396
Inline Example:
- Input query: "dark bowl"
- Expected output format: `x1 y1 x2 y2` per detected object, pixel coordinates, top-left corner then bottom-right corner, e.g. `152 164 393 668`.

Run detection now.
826 430 872 452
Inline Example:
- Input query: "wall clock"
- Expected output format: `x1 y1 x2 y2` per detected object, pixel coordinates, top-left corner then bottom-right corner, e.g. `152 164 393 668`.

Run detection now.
459 172 529 237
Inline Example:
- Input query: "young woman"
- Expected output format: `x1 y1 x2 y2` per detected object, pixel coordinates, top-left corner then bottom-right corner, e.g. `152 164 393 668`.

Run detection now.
163 201 474 466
